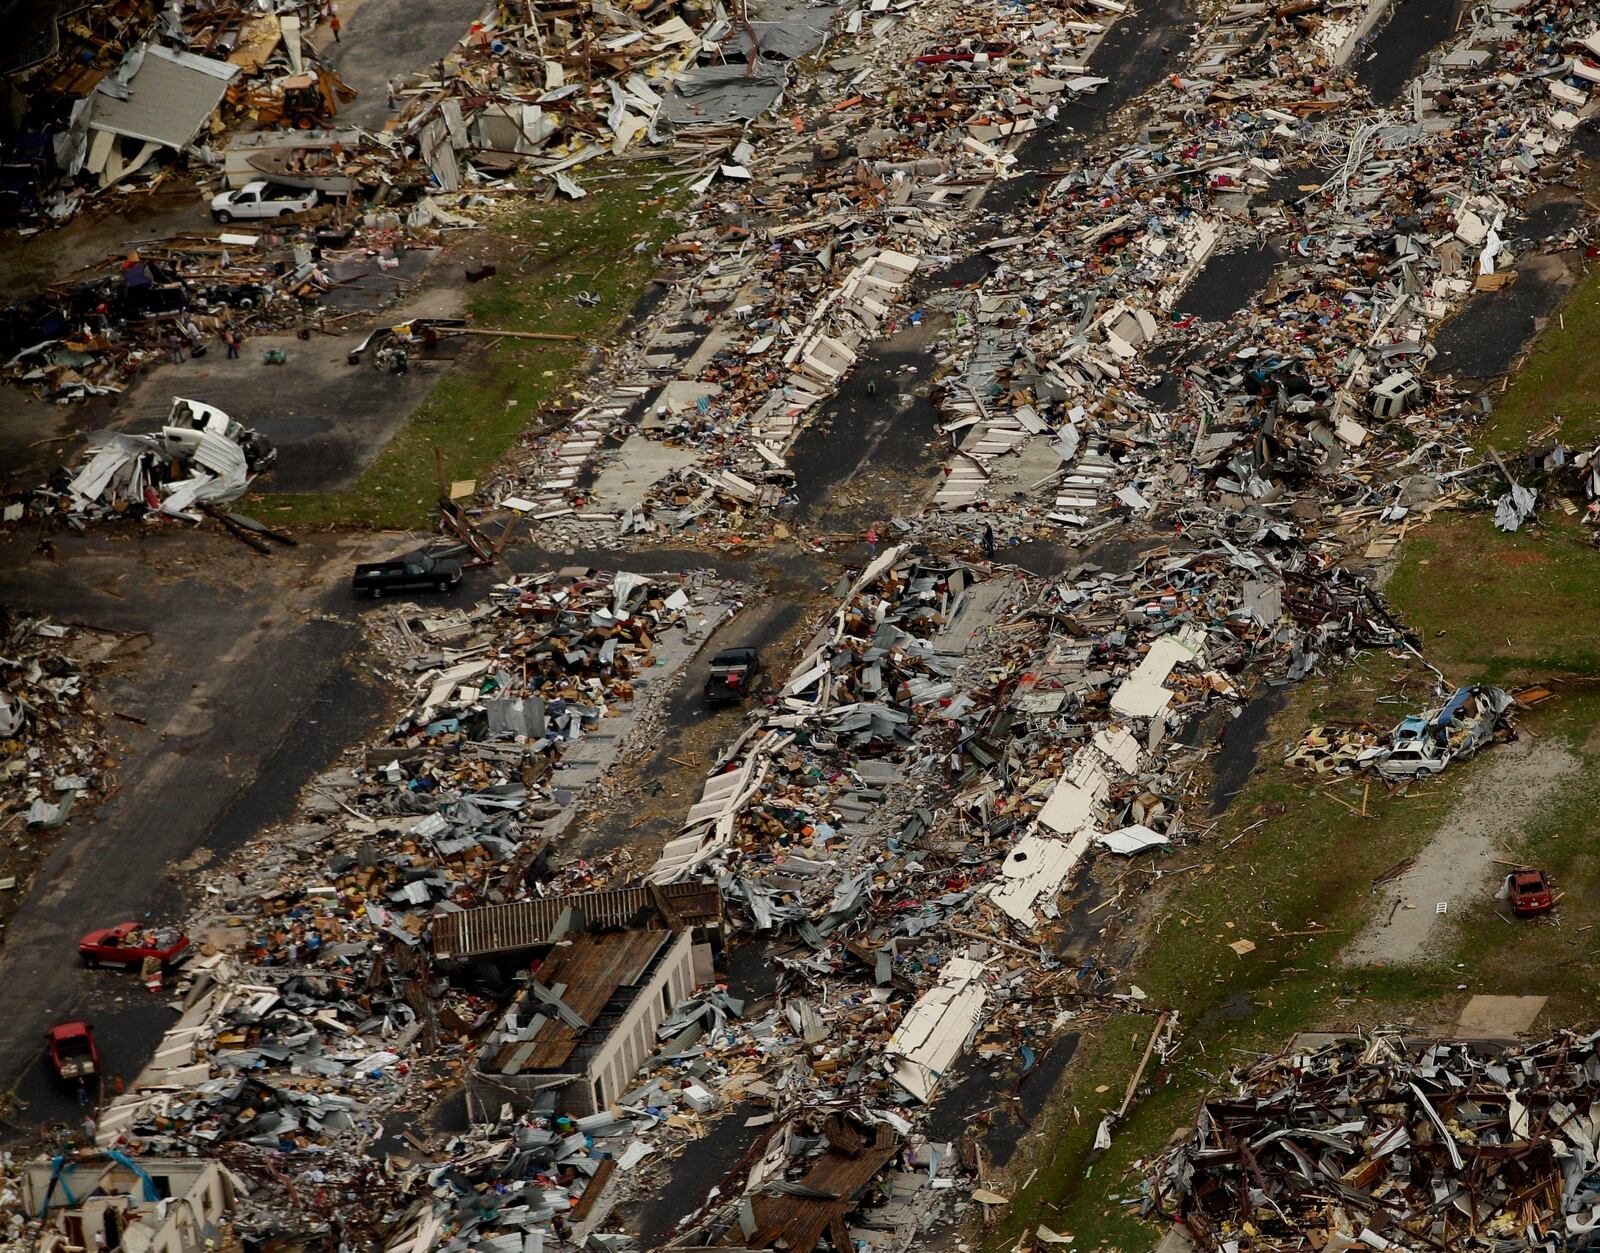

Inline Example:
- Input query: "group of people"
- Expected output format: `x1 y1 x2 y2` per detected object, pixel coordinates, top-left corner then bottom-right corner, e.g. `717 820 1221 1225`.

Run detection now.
164 327 245 365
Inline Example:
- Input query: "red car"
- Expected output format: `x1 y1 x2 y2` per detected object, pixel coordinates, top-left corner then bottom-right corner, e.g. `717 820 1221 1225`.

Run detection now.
79 922 190 969
1508 868 1555 917
45 1022 99 1081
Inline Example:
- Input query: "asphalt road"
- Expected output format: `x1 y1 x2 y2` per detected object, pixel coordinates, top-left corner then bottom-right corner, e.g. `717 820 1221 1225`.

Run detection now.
1354 0 1464 103
0 528 389 1137
323 0 491 128
0 533 829 1138
1430 200 1585 380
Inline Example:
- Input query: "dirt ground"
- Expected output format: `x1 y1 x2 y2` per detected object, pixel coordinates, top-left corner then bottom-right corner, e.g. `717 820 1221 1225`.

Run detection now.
1343 736 1581 966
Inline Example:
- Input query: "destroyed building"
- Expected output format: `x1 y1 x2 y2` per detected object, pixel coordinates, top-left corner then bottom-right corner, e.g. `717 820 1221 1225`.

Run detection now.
72 44 239 188
24 1154 238 1253
448 883 725 1116
473 927 699 1117
1148 1030 1600 1252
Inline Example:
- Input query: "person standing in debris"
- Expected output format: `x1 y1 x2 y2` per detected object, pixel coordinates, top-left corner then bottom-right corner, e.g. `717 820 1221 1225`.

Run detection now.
387 79 398 109
983 522 996 561
166 333 184 365
865 527 879 558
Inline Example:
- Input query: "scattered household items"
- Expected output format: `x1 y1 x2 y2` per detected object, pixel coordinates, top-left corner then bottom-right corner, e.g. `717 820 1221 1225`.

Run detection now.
702 646 762 706
1148 1030 1600 1252
0 613 113 841
374 343 410 374
78 923 190 970
351 551 464 598
44 1022 99 1083
1370 370 1422 420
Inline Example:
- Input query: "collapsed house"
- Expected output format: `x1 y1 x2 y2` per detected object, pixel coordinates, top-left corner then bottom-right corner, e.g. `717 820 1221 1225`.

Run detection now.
473 927 700 1117
665 1111 908 1250
67 43 238 188
456 883 726 1116
24 1154 239 1253
0 0 351 225
1148 1030 1600 1252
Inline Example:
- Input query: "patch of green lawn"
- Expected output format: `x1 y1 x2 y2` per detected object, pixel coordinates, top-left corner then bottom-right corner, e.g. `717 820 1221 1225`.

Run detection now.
1386 515 1600 681
1380 261 1600 684
258 165 684 530
1474 264 1600 452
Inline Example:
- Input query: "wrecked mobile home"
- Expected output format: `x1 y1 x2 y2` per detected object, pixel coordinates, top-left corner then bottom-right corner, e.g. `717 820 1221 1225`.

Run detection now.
4 0 1600 1242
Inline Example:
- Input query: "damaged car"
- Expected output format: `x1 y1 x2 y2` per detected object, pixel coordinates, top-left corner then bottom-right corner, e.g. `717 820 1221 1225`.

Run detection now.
1369 685 1514 780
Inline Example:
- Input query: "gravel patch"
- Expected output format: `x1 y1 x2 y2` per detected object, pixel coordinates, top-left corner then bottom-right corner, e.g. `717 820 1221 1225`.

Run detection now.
1344 737 1580 966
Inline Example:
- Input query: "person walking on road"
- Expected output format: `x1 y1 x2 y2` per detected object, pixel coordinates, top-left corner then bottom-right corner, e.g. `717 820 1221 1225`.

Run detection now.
224 328 241 359
328 11 341 40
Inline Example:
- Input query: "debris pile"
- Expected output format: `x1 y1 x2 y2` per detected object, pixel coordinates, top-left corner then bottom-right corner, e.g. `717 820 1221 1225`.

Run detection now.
1 614 113 839
1148 1030 1600 1252
1283 723 1381 776
83 569 741 1246
919 0 1600 569
1370 684 1514 781
482 0 1134 534
32 398 276 522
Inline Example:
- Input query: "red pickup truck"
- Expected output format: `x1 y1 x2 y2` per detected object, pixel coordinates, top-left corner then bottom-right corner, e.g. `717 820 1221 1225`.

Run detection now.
45 1021 99 1081
79 923 190 969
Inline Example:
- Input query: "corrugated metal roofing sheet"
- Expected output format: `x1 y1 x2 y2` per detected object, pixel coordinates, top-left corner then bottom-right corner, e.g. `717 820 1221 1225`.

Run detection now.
89 45 239 150
432 882 720 960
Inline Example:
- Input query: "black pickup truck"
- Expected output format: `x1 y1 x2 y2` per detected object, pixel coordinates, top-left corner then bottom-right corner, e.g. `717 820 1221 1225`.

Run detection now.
351 551 463 598
704 647 762 706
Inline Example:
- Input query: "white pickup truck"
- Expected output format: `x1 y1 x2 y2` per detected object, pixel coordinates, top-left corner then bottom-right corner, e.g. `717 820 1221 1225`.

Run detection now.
210 181 318 223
